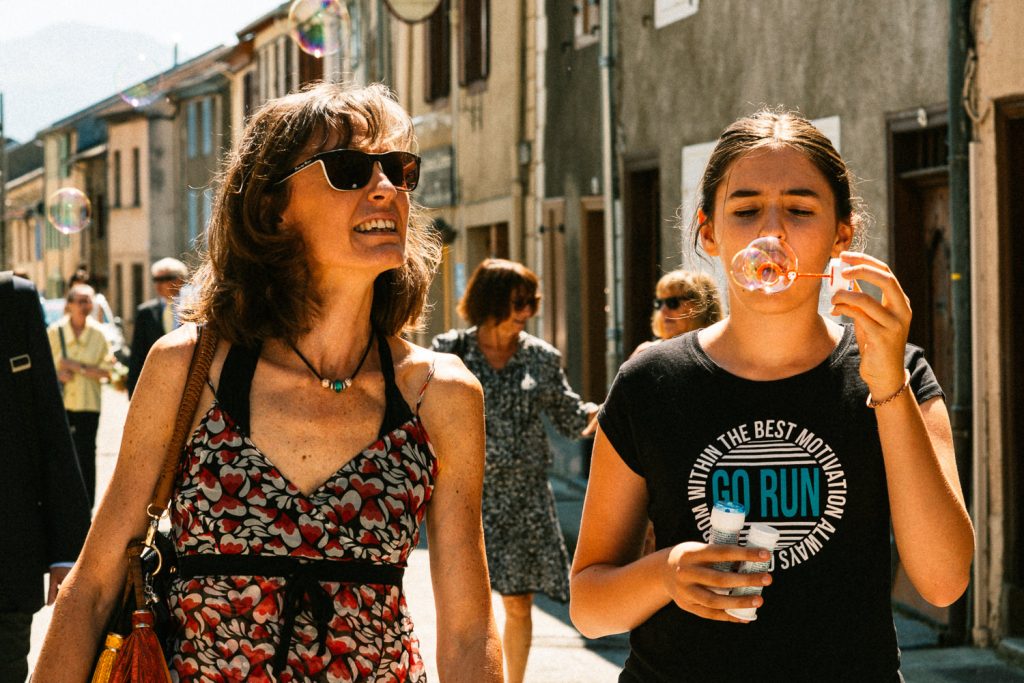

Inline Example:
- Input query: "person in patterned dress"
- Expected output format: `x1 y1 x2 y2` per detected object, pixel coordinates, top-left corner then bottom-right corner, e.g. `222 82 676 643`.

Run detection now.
36 83 502 683
432 258 598 683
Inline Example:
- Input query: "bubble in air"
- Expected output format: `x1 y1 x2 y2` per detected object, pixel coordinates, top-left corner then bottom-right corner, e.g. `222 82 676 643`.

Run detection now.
288 0 349 58
47 188 92 235
115 53 166 108
730 236 797 294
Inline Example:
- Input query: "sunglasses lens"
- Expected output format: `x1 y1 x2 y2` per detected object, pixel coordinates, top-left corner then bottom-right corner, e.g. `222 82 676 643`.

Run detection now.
320 150 420 192
380 152 420 191
322 150 374 190
654 297 682 310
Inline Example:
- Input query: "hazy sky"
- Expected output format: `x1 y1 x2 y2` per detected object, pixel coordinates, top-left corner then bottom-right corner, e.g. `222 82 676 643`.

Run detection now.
0 0 285 141
0 0 284 57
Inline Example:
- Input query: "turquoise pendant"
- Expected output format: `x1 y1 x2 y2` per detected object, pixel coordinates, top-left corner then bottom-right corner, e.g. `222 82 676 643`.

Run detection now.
321 377 351 392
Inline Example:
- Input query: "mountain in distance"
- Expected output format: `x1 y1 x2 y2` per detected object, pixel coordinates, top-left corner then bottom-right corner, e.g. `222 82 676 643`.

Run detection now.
0 22 178 142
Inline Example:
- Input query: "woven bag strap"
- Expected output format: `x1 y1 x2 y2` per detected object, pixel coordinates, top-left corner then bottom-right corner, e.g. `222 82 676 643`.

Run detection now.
148 324 218 515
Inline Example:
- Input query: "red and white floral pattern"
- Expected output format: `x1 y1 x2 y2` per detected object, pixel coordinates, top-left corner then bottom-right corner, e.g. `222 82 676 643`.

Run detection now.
167 403 437 682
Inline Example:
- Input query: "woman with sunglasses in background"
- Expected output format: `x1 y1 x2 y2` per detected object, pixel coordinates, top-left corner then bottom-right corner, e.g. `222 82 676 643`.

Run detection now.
36 83 501 682
631 269 722 359
432 258 598 683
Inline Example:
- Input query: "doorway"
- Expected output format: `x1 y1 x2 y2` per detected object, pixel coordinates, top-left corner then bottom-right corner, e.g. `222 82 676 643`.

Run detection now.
888 111 955 630
998 98 1024 634
623 166 661 355
579 197 607 404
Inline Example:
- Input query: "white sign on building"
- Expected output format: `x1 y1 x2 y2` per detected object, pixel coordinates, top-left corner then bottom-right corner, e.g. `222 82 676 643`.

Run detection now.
655 0 700 29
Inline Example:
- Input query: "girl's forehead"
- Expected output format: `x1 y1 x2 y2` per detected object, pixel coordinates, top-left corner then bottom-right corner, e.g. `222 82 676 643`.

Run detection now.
720 146 832 195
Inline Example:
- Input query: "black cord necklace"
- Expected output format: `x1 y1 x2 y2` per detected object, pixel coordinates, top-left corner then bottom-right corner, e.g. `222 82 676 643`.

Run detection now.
289 333 375 393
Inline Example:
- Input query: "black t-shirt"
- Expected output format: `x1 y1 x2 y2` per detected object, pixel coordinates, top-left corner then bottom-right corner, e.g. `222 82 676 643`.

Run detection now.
598 325 943 683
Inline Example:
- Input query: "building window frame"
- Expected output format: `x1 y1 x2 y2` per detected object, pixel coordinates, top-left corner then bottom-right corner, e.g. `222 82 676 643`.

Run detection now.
459 0 489 88
425 0 451 103
131 148 141 207
113 149 122 208
573 0 600 49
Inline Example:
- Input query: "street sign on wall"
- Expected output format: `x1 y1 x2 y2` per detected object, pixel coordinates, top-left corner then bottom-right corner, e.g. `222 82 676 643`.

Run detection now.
418 145 454 209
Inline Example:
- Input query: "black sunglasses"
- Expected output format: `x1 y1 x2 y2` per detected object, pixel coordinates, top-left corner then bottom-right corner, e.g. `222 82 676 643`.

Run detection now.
513 295 541 311
653 296 685 311
277 149 421 192
152 275 180 283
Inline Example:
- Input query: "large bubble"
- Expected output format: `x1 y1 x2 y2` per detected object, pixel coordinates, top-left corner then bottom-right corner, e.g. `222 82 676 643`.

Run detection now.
288 0 349 58
47 188 92 235
115 53 166 108
730 236 798 294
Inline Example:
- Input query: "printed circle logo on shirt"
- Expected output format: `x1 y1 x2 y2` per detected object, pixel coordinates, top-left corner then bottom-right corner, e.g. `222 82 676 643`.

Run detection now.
686 420 848 570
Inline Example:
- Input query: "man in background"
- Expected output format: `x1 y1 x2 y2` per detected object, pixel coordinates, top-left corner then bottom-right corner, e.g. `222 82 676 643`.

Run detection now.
127 257 187 397
0 272 91 682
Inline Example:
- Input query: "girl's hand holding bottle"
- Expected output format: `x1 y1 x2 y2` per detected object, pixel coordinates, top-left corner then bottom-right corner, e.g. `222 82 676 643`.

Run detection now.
660 542 772 622
829 251 913 402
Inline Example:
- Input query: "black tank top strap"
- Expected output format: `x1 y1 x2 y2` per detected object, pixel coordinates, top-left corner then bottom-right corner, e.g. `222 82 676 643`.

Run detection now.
376 331 414 437
217 341 262 435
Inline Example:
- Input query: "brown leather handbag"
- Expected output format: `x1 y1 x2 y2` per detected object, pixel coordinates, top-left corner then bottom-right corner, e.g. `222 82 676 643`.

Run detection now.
91 324 218 683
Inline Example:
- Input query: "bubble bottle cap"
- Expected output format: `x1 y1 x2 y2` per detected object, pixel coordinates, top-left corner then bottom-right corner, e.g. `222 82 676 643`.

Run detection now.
827 258 853 294
745 524 781 550
710 500 747 533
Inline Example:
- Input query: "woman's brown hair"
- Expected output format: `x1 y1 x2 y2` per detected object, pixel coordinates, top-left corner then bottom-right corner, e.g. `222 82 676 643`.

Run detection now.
457 259 540 326
187 82 441 345
689 109 869 254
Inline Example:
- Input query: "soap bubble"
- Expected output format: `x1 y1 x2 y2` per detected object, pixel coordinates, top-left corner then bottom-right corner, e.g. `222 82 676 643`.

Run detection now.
288 0 349 58
115 53 166 108
47 188 92 235
730 236 797 294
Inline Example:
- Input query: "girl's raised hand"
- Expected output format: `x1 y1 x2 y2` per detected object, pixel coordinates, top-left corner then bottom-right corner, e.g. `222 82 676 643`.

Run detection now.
830 251 912 398
662 542 772 622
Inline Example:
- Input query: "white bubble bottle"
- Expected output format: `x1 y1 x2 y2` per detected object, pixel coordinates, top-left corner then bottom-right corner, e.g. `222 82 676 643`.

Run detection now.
708 500 746 595
725 524 780 621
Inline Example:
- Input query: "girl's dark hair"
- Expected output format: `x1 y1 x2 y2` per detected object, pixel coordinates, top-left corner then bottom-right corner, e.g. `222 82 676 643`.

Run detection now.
690 109 869 253
458 259 540 326
187 82 440 345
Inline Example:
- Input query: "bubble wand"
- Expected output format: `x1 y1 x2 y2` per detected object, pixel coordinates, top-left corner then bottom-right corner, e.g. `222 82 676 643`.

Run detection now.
730 237 852 294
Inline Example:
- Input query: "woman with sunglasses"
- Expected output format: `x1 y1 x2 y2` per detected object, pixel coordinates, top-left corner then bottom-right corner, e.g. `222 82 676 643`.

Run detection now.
569 111 972 681
432 258 598 683
632 269 722 358
36 83 501 683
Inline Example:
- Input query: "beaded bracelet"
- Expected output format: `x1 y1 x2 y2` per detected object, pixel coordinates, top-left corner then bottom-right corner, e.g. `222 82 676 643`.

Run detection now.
865 369 912 409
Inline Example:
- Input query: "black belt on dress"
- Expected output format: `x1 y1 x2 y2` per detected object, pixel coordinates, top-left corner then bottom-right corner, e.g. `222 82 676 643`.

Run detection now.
178 554 405 677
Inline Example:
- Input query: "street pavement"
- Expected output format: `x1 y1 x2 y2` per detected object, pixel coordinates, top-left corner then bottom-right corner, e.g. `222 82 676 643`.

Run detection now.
25 386 1024 681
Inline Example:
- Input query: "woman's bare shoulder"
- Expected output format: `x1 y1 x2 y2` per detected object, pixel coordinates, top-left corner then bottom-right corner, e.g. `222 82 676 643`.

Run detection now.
391 336 482 405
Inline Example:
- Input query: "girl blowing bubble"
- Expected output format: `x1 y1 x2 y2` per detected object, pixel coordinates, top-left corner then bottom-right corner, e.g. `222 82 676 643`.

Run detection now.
569 110 973 682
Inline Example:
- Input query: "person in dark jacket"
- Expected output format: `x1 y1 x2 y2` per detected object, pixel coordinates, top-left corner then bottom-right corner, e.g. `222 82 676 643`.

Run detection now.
126 257 187 396
0 272 91 682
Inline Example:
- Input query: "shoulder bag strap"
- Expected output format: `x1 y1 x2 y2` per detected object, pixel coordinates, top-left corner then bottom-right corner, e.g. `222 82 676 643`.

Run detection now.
147 324 219 517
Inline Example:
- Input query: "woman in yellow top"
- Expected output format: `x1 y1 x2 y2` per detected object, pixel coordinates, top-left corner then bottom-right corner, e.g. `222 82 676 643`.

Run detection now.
47 283 112 507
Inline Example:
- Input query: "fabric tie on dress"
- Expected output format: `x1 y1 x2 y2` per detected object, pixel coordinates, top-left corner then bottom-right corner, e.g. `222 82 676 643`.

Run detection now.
177 554 405 678
272 562 339 676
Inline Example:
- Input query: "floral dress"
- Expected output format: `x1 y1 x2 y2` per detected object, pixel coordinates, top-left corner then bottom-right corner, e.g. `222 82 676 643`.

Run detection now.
167 335 436 682
432 328 596 602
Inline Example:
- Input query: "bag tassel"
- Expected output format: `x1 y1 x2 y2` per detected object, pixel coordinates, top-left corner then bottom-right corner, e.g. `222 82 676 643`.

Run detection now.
89 632 125 683
108 543 172 683
109 610 172 683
